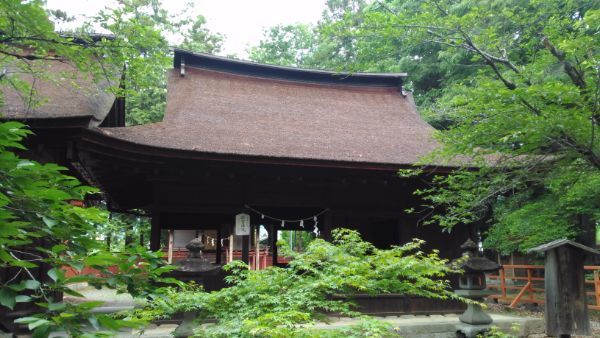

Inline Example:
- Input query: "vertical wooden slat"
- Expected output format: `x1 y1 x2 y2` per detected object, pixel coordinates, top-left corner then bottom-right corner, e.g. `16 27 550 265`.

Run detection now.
527 268 534 301
323 210 333 241
216 227 222 265
594 270 600 307
500 268 506 298
228 235 234 263
242 225 250 264
271 225 278 266
167 229 174 264
254 226 260 270
149 211 161 252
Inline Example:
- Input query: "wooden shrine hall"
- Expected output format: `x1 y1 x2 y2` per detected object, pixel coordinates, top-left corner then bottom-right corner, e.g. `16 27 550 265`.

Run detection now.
75 49 470 265
5 49 471 267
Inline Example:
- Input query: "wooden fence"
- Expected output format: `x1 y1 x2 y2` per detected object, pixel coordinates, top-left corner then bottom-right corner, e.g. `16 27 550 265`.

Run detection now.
487 264 600 310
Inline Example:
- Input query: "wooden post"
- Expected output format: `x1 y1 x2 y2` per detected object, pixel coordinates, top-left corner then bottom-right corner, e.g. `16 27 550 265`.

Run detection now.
150 211 161 252
216 227 222 265
228 235 234 263
271 224 278 266
167 229 174 264
546 246 589 336
322 209 333 241
500 268 506 298
595 271 600 308
254 226 260 270
530 239 599 337
241 227 250 265
527 268 534 302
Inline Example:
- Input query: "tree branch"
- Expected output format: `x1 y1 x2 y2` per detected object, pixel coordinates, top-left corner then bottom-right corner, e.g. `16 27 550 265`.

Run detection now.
556 134 600 170
542 36 586 89
0 49 62 61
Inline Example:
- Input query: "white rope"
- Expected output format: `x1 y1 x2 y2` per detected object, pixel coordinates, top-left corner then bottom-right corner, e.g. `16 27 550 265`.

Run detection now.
244 204 329 224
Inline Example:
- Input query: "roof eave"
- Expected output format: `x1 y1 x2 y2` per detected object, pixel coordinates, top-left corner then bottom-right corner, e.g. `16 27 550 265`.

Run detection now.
82 128 457 173
172 49 407 88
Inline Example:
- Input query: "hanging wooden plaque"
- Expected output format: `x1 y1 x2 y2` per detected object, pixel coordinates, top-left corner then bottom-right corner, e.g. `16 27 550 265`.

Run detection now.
235 213 251 236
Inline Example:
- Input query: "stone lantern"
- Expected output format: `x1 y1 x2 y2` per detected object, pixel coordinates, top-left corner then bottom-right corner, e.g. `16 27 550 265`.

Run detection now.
169 238 223 289
453 238 502 337
172 237 222 338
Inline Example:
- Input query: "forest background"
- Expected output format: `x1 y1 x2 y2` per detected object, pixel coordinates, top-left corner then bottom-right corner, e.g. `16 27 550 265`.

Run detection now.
91 0 599 255
0 0 598 336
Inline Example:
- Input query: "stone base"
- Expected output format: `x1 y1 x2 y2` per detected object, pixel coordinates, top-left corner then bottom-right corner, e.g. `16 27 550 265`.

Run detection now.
459 303 493 325
455 323 491 338
172 311 198 338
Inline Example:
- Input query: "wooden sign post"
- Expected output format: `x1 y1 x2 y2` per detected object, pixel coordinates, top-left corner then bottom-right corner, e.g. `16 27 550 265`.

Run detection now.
529 239 600 337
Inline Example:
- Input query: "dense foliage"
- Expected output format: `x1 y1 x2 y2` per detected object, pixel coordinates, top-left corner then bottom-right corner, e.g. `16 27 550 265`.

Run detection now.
0 121 176 337
132 229 461 337
0 1 199 335
251 0 600 254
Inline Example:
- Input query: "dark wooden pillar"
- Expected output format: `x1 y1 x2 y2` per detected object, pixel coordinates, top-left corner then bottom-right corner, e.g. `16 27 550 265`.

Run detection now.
241 226 250 264
150 212 161 252
215 227 222 265
150 185 161 252
322 209 333 241
271 225 278 266
124 224 133 247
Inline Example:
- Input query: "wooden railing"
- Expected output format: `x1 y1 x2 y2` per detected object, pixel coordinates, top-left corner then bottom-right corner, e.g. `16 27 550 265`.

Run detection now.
487 264 600 310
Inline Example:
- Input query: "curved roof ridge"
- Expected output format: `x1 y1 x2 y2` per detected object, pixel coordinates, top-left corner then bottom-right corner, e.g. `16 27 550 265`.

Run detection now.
173 49 407 87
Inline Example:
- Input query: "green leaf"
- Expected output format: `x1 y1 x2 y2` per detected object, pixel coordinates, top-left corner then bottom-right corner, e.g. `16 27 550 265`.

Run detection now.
14 316 42 324
47 268 59 282
0 288 16 310
97 315 121 330
75 301 105 311
24 279 40 290
32 325 51 338
42 216 57 228
11 259 38 268
28 318 51 330
15 295 32 303
48 302 66 311
62 288 85 298
84 252 120 266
